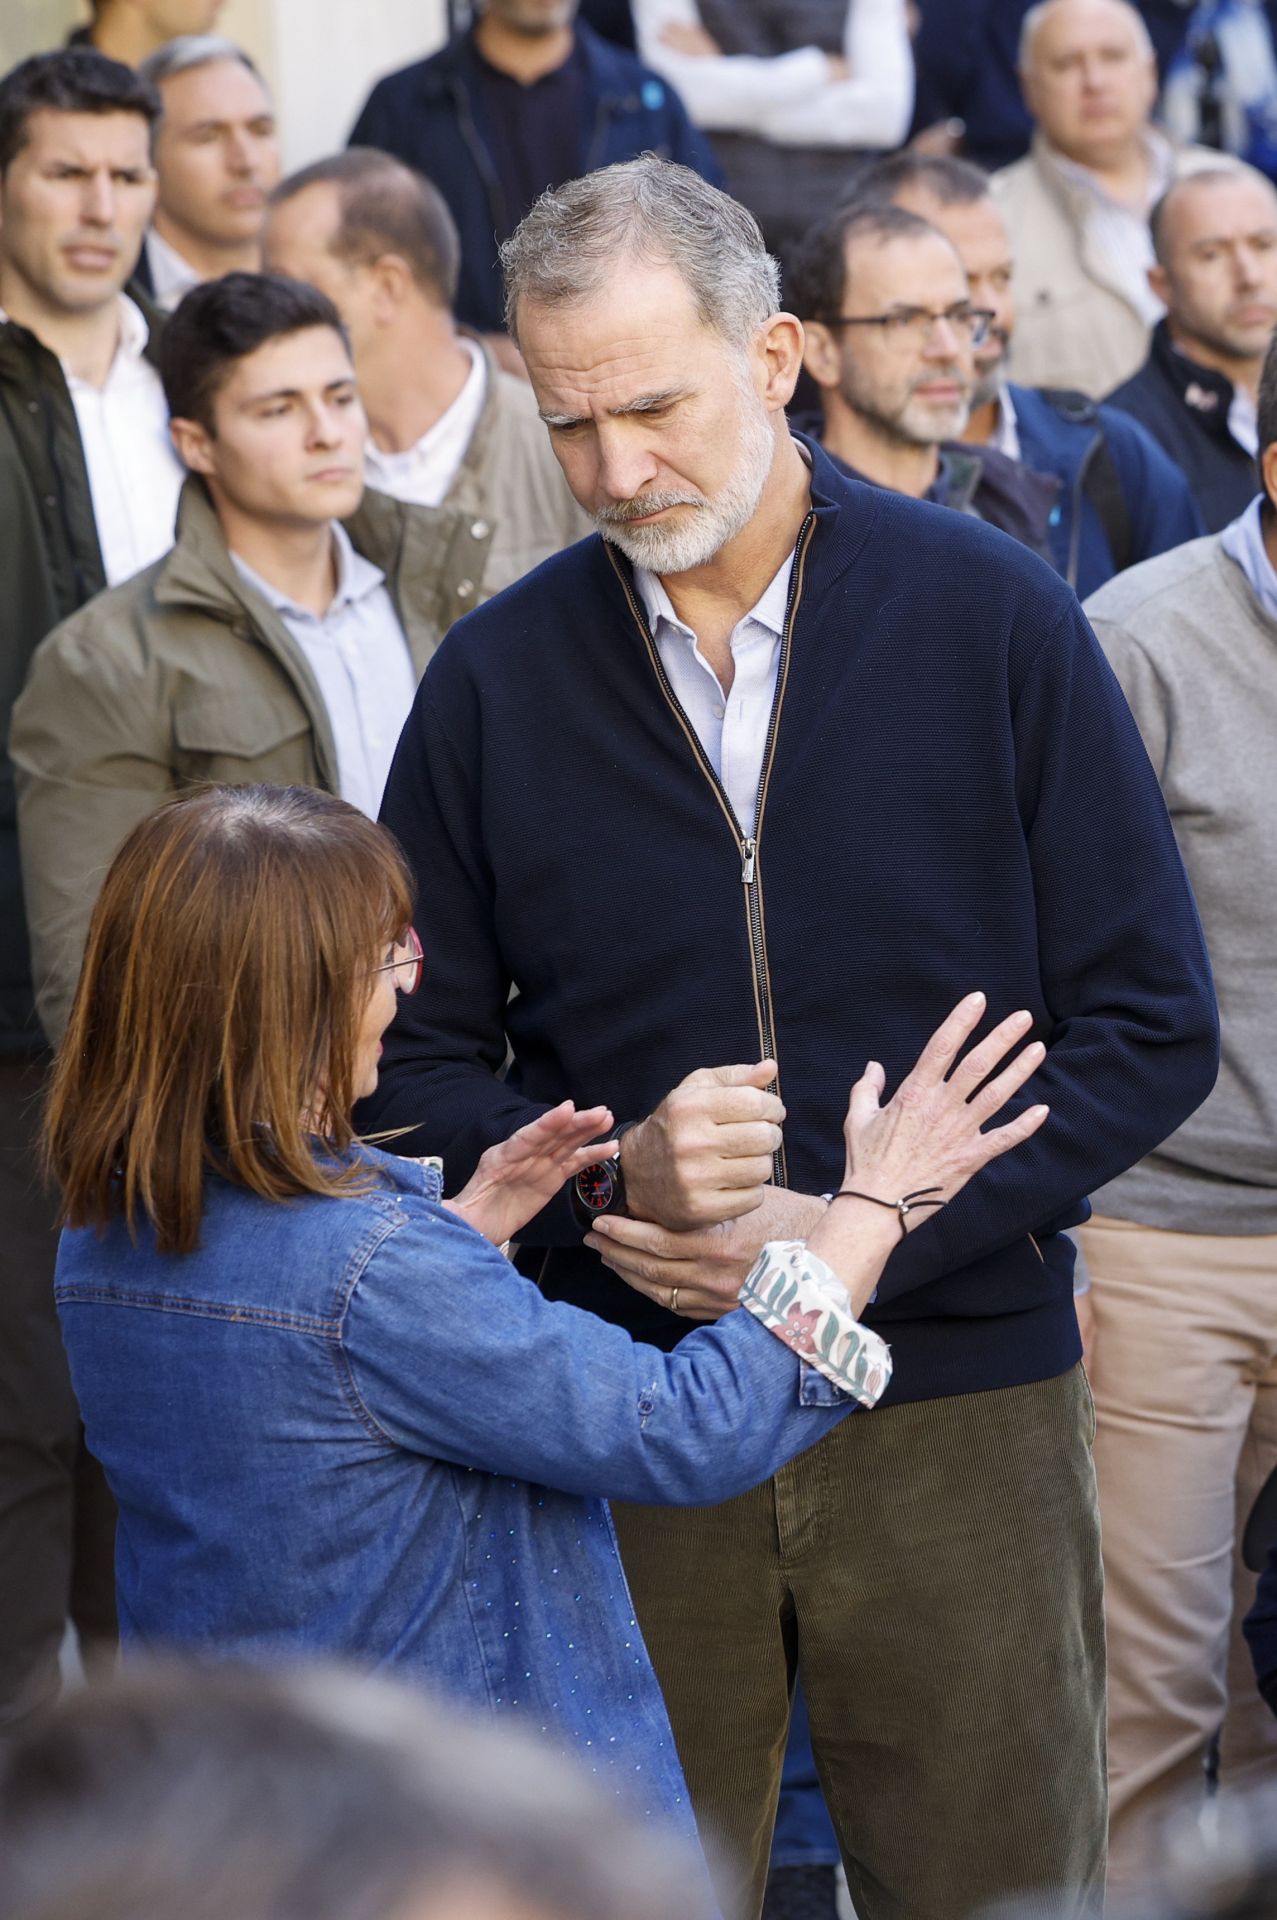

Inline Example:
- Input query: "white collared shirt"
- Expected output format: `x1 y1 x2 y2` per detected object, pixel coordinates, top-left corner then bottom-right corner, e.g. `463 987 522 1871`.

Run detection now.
230 522 417 819
363 337 487 508
635 553 794 839
1229 382 1259 456
1051 130 1174 327
988 382 1022 461
62 294 184 585
144 227 204 314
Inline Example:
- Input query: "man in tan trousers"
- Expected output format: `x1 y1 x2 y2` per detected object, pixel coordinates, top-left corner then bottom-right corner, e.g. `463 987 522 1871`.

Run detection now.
1083 346 1277 1890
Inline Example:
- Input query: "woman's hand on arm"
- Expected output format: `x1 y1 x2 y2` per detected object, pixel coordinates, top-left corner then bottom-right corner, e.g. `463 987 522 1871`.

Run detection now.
443 1102 617 1248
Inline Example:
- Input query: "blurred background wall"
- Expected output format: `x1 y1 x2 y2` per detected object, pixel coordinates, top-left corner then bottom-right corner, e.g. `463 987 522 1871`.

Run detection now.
0 1 449 168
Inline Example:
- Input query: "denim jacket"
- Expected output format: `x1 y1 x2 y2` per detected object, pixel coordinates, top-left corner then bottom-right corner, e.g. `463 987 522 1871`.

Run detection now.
55 1143 851 1836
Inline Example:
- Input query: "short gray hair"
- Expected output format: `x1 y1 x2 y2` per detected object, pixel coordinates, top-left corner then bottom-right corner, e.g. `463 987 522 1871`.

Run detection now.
499 153 781 347
138 35 265 92
1018 0 1153 70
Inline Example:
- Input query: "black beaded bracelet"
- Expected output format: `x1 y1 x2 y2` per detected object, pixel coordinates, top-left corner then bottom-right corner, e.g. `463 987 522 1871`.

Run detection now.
827 1185 944 1240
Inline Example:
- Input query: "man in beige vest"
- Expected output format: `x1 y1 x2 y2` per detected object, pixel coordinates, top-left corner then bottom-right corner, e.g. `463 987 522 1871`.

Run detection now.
264 150 592 603
993 0 1221 394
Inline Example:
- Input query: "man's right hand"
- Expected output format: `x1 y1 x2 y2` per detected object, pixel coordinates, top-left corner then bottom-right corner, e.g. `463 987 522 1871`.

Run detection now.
619 1062 785 1231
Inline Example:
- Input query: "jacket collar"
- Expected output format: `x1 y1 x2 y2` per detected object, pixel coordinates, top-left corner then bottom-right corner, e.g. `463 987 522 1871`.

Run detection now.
444 331 500 516
153 476 412 617
0 284 163 382
1149 317 1238 437
151 479 443 792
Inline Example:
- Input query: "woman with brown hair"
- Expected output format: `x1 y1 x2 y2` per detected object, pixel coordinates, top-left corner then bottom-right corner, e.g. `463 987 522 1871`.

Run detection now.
47 782 1046 1853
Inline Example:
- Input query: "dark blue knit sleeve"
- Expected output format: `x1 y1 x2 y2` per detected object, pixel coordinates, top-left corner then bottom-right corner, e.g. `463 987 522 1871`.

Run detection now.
875 596 1220 1302
360 651 584 1246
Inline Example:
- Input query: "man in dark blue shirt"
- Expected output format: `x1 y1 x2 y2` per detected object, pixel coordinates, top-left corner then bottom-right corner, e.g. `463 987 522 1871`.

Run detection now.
348 0 717 335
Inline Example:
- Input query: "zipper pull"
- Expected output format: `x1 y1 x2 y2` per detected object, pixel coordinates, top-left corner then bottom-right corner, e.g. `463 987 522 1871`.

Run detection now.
741 837 757 884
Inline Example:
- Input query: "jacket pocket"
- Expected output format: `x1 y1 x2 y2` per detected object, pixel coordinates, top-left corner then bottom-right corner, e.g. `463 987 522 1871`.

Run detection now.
173 692 314 783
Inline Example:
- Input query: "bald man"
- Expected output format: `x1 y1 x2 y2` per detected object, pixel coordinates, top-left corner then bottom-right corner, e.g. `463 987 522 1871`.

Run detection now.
1108 166 1277 529
992 0 1224 394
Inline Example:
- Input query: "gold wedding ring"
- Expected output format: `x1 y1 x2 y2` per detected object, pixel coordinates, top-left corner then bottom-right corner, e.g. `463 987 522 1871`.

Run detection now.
670 1286 680 1315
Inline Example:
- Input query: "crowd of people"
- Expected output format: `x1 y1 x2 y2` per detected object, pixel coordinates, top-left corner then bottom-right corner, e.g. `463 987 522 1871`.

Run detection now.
0 2 1275 1919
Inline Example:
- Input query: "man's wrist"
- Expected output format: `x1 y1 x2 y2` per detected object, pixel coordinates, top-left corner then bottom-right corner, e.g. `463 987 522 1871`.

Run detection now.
615 1117 651 1219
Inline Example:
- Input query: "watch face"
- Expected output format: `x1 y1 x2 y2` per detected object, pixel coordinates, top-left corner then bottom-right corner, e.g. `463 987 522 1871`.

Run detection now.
575 1160 617 1213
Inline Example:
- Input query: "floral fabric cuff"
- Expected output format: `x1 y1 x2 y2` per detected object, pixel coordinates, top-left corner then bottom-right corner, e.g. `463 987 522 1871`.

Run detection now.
739 1240 893 1409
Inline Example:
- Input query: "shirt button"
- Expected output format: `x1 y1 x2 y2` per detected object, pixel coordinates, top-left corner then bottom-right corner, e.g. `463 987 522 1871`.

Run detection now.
713 704 725 720
470 519 490 540
456 578 475 600
27 401 39 415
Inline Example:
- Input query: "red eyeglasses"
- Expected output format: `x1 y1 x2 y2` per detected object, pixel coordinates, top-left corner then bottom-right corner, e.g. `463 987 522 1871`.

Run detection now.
369 926 424 996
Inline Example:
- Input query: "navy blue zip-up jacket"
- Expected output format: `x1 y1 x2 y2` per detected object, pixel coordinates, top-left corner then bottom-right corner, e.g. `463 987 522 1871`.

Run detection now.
1010 383 1204 597
366 440 1218 1409
1105 323 1260 535
348 25 719 334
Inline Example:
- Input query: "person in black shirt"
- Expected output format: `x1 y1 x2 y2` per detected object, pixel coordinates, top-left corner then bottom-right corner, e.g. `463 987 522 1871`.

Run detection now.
1108 166 1277 530
348 1 717 338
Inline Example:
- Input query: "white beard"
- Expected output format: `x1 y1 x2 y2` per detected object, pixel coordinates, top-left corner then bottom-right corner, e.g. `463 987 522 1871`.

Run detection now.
594 379 777 576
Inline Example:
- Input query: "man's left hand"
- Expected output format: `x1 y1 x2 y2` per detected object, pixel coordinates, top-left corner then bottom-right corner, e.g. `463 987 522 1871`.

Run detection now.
585 1187 827 1320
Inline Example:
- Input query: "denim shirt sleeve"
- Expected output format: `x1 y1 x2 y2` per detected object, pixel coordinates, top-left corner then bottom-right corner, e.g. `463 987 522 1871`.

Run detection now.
341 1202 853 1505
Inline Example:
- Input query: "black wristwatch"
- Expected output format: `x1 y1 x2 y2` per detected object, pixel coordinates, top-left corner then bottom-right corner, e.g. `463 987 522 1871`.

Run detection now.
571 1123 634 1228
573 1154 626 1223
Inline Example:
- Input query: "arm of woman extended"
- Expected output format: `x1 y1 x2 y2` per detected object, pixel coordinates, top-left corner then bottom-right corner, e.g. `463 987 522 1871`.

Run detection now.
343 996 1046 1507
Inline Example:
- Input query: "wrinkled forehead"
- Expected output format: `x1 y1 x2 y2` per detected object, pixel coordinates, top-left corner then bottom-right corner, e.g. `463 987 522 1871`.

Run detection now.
517 260 737 420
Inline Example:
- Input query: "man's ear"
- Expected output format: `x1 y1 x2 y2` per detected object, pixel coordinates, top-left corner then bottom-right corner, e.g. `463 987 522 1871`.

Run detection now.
800 319 841 392
1148 261 1170 307
169 414 215 475
369 252 414 325
755 310 806 409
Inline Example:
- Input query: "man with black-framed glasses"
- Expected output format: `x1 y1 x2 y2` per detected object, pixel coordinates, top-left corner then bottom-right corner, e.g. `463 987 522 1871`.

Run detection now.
791 202 1061 557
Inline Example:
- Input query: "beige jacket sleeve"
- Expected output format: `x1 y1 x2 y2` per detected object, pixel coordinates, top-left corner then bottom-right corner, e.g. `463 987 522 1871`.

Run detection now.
10 612 176 1047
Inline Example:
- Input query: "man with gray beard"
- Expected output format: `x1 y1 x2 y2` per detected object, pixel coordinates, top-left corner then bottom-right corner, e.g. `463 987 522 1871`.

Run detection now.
790 201 1059 554
361 154 1218 1920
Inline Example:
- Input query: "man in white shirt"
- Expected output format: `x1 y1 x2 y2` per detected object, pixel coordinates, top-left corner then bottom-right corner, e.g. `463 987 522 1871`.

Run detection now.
136 37 281 313
993 0 1223 393
0 44 181 1736
264 149 591 601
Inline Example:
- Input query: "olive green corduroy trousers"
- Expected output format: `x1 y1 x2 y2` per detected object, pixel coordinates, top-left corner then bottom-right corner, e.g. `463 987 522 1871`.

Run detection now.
613 1363 1106 1920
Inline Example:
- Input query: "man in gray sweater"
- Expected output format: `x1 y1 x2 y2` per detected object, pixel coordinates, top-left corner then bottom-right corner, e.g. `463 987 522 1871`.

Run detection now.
1082 342 1277 1889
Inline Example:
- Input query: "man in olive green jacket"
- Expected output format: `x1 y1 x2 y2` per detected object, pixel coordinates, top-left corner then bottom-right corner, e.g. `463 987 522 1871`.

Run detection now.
12 275 484 1049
